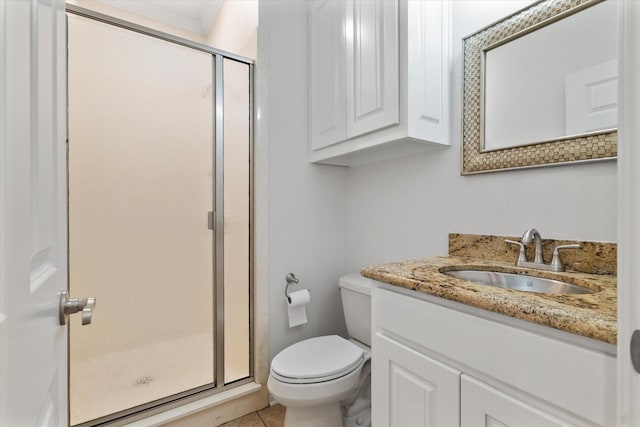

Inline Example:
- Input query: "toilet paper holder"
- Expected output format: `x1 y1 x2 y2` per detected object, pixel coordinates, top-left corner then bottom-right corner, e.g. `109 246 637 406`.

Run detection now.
285 273 300 303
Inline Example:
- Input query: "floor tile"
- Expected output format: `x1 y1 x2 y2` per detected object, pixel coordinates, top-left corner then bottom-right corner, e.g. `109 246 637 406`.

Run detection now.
220 412 265 427
257 404 286 427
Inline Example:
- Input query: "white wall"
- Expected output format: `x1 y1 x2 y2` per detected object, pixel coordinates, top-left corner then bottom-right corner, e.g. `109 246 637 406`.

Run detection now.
345 1 617 271
258 0 349 362
206 0 258 59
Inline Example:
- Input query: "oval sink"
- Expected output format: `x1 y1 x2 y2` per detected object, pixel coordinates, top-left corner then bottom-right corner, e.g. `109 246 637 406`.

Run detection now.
442 269 594 295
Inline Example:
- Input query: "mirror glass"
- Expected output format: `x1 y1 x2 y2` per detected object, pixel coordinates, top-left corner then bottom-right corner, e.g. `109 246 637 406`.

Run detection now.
462 0 617 175
483 0 617 151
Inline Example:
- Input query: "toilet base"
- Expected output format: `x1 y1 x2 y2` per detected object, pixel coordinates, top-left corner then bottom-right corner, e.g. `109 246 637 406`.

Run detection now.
343 408 371 427
283 402 342 427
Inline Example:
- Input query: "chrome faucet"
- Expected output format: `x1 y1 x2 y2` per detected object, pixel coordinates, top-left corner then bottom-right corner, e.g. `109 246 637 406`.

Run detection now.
521 228 543 264
505 228 580 272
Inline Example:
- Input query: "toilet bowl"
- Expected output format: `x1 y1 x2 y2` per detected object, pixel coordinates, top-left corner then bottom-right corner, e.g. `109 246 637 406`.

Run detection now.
268 274 373 427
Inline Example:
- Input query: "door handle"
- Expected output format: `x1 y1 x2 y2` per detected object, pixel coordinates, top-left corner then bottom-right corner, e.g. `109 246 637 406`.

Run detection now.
632 330 640 374
59 291 96 326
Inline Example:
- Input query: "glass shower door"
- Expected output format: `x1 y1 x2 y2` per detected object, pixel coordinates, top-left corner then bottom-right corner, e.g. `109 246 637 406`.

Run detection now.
68 15 215 425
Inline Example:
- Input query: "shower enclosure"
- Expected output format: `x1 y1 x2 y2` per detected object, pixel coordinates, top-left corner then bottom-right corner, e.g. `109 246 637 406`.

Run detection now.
66 8 253 426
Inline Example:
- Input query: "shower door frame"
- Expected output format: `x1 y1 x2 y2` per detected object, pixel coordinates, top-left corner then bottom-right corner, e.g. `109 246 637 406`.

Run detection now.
66 5 255 426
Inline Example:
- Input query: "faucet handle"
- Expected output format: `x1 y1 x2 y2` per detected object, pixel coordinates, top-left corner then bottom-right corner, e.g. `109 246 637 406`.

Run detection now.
505 239 527 264
550 244 581 271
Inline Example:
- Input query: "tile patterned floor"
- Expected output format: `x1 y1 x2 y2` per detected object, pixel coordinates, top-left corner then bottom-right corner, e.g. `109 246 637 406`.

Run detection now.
220 404 285 427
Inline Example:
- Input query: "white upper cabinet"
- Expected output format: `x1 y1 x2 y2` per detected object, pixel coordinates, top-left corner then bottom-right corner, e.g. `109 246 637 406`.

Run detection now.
309 0 451 166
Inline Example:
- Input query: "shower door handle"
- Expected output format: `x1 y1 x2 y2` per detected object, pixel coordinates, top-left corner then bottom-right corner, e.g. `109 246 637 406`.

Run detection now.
59 291 96 326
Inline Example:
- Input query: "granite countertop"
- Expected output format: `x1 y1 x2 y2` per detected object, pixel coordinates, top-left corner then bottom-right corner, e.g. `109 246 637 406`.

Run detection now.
361 256 617 344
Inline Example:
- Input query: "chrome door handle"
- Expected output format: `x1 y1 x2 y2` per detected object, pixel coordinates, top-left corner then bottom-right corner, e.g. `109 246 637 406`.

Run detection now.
632 330 640 374
59 291 96 325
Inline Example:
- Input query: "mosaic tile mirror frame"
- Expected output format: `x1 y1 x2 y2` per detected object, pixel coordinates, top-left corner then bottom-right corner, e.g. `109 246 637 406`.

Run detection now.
461 0 617 175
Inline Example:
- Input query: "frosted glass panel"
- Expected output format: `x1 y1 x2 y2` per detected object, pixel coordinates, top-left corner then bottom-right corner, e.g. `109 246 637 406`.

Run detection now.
68 15 214 425
223 59 251 384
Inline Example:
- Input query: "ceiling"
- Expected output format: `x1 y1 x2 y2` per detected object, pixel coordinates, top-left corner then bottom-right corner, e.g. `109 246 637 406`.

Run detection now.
96 0 224 36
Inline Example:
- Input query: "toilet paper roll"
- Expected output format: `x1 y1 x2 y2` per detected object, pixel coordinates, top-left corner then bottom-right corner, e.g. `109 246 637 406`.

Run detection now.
287 289 311 328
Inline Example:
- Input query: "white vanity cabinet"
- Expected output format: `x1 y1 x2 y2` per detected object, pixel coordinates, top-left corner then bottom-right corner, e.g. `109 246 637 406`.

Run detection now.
372 285 616 427
308 0 451 166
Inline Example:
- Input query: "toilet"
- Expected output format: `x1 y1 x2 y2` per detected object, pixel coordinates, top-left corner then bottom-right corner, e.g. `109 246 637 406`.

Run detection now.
267 273 373 427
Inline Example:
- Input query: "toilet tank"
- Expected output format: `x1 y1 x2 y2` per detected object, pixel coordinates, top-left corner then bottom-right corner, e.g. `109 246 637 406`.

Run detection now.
339 273 372 347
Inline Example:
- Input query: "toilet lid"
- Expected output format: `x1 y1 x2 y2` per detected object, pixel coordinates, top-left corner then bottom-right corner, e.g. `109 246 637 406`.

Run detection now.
271 335 364 383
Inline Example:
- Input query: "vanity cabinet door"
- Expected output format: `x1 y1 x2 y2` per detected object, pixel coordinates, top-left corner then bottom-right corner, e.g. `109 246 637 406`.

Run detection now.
461 375 574 427
345 0 399 138
373 333 461 427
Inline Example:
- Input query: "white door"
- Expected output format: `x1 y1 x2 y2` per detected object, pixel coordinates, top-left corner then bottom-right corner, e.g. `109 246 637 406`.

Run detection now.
0 0 69 425
618 1 640 426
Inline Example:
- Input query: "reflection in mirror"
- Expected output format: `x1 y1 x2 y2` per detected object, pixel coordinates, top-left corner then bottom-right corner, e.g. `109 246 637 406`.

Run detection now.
483 0 617 151
461 0 617 175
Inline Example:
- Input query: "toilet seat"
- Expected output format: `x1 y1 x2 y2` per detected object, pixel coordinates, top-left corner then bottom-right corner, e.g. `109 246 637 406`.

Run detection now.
271 335 364 384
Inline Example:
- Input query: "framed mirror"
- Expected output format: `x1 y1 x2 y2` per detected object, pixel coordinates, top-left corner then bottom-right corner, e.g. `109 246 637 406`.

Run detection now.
461 0 617 175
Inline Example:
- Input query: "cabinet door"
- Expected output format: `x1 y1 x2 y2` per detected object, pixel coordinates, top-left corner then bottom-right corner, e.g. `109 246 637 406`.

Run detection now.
461 375 576 427
309 0 347 150
373 334 460 427
406 0 450 144
346 0 399 138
